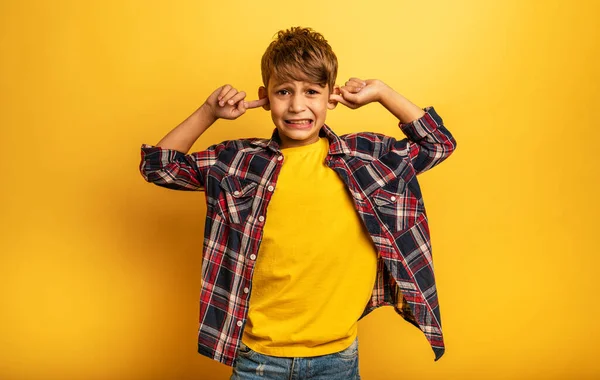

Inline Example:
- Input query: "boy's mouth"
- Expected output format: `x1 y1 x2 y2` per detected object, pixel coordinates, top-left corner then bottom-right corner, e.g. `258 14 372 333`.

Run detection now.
284 119 314 129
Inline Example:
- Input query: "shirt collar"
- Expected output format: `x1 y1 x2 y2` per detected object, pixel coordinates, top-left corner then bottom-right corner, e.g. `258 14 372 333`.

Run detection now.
250 124 351 156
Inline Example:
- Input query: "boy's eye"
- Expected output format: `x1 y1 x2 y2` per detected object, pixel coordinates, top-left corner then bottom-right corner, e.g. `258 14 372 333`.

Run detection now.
276 89 320 95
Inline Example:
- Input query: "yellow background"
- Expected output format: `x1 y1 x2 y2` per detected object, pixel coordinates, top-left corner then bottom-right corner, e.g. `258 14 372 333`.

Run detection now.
1 0 598 379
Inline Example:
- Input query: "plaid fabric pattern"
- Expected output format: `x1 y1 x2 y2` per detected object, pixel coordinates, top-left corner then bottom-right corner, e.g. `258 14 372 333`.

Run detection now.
139 106 457 366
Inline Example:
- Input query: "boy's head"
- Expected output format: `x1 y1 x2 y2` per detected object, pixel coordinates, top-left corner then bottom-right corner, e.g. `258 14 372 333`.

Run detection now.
258 27 340 149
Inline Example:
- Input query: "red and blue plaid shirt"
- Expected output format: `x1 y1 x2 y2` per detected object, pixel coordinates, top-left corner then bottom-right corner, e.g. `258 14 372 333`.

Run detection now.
139 106 457 367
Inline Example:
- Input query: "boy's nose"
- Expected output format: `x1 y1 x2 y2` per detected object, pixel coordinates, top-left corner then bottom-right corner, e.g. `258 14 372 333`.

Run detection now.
288 95 306 112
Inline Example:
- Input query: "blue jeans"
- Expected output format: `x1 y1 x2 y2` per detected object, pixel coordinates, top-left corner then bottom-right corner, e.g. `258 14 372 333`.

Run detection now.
230 336 361 380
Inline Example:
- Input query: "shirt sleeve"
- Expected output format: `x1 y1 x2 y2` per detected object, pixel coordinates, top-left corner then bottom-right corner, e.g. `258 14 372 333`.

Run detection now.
139 142 227 191
391 106 457 175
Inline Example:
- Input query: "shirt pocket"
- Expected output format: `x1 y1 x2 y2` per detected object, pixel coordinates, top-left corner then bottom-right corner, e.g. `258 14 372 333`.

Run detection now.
369 176 422 232
218 175 258 225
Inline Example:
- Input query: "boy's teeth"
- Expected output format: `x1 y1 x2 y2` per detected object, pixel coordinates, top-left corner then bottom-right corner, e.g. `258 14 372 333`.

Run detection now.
288 120 311 124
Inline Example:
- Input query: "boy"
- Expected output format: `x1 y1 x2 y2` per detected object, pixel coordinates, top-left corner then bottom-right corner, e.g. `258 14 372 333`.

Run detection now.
140 26 457 379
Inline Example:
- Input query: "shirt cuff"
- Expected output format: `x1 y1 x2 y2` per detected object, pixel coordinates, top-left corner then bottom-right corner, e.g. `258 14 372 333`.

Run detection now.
398 106 444 141
140 143 186 168
141 143 159 150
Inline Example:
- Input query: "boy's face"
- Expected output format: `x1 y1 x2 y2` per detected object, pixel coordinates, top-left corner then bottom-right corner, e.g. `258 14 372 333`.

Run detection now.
259 76 337 149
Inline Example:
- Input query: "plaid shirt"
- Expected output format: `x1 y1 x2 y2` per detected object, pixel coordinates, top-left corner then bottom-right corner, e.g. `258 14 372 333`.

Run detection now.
139 106 457 367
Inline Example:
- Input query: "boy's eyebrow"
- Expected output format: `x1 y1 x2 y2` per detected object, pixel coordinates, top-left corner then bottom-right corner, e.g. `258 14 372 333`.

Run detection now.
272 81 326 88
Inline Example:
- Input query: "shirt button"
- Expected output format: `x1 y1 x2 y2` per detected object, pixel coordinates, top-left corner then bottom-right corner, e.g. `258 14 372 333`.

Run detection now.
243 287 249 293
390 196 396 202
237 320 243 327
250 254 257 260
267 185 274 192
258 215 265 222
233 190 240 196
277 155 283 161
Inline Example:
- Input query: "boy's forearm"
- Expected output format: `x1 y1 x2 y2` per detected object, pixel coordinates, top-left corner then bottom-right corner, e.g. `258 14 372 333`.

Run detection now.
378 85 426 124
156 104 217 154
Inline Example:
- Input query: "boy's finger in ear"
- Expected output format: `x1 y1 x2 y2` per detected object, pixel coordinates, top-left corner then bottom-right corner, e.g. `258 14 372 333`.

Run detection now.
330 93 352 108
237 97 247 113
245 97 269 109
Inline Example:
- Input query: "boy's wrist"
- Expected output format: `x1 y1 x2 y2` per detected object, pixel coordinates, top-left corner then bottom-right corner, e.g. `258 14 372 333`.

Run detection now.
377 81 395 105
198 102 219 125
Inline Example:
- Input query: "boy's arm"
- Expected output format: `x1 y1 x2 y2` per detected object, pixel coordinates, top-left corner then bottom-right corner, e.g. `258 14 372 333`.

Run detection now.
139 104 222 192
140 85 267 191
332 79 457 175
154 103 217 154
379 86 457 175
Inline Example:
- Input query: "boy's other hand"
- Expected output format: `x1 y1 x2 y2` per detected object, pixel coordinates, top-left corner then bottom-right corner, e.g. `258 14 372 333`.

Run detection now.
204 84 268 120
329 78 388 109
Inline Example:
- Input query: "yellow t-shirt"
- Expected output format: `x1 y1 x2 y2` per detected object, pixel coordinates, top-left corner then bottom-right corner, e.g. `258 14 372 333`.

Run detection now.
241 137 379 357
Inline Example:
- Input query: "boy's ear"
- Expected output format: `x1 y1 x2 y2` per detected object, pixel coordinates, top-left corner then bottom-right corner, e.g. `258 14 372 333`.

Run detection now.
258 86 270 110
327 85 340 110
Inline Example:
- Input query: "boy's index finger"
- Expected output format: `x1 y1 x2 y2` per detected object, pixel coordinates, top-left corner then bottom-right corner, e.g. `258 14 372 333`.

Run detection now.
245 97 269 109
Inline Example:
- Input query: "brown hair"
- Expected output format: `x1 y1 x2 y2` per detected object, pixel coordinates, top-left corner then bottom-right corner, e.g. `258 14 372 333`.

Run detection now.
261 26 338 92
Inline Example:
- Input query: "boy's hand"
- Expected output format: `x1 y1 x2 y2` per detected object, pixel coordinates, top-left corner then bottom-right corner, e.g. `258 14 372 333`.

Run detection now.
329 78 388 109
204 84 268 120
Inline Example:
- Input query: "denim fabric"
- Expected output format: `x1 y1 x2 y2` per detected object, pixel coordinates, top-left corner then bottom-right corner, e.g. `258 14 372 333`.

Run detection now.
230 336 361 380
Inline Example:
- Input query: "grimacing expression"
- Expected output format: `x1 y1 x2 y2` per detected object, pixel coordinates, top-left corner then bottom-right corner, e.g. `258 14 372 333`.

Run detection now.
260 79 336 149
